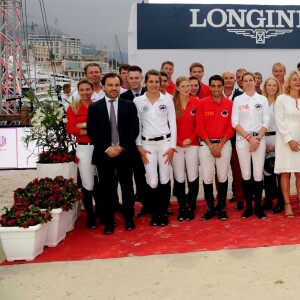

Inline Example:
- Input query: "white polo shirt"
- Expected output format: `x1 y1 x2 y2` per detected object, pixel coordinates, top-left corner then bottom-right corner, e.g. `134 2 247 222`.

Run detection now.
232 92 270 132
134 92 177 148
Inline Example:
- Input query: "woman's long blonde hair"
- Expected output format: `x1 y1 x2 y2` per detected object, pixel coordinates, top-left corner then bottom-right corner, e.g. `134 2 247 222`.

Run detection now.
173 76 189 117
70 78 93 114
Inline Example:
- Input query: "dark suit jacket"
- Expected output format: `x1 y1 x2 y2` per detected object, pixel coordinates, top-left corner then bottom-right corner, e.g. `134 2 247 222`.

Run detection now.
87 97 139 166
120 87 146 101
231 89 244 147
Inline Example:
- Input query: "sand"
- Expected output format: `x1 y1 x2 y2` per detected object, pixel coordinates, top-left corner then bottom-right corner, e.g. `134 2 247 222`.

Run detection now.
0 170 300 300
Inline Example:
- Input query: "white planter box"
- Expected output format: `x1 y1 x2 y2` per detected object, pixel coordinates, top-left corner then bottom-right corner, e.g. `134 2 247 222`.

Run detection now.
0 223 48 262
65 208 75 232
45 208 69 247
36 162 77 182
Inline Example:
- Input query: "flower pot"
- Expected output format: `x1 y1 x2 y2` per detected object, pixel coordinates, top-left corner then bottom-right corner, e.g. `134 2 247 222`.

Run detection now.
0 223 48 262
45 208 69 247
37 162 77 182
65 208 75 232
74 200 82 221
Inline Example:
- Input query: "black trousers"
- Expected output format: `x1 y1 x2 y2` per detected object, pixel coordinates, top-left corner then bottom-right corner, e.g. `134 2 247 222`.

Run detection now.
96 153 135 226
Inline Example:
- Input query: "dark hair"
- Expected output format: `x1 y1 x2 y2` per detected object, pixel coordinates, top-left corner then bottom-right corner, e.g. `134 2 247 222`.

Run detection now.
160 71 168 78
128 65 142 73
189 62 204 73
77 78 94 90
297 62 300 68
189 76 200 95
101 72 123 86
209 75 224 86
119 64 131 73
145 69 161 83
161 61 174 69
84 63 102 75
63 83 71 89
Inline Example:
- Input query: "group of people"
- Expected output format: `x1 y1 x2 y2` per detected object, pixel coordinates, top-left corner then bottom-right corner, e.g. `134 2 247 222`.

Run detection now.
65 61 300 235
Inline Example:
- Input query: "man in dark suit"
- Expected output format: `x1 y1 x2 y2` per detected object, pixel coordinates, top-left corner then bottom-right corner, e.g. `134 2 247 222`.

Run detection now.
87 73 139 234
222 71 244 211
120 65 151 217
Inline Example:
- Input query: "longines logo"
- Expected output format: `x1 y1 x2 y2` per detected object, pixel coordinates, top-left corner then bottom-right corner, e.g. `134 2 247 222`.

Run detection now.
190 8 298 44
0 136 7 147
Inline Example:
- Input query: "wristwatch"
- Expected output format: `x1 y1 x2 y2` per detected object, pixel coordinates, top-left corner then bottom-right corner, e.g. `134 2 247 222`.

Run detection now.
209 145 214 151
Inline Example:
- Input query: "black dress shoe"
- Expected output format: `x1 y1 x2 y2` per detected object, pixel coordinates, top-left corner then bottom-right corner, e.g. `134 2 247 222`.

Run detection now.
150 215 160 226
135 207 150 218
87 217 97 229
235 201 244 211
160 214 169 226
200 209 216 221
272 203 284 214
125 221 136 231
103 224 114 235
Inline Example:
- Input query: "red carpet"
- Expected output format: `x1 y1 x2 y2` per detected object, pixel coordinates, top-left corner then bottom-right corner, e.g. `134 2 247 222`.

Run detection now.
2 197 300 265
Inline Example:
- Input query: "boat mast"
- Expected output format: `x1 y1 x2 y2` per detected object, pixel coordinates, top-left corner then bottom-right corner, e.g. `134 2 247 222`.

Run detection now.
0 0 23 114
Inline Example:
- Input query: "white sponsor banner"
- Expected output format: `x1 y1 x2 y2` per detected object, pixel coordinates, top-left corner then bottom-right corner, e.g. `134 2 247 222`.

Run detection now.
0 127 37 169
0 128 18 168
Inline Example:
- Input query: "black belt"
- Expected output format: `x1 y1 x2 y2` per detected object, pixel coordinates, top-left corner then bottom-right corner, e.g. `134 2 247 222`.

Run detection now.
78 142 93 145
265 131 276 136
210 139 222 144
142 133 171 141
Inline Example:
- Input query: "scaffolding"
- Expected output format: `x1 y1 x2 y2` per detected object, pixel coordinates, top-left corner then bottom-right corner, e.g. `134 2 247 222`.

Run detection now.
0 0 23 118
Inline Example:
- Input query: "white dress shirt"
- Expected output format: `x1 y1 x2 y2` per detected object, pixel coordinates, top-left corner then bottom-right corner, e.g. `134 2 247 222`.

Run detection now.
133 92 177 148
232 92 270 132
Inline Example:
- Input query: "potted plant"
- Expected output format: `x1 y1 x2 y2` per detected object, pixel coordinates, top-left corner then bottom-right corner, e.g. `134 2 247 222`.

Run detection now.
13 176 82 247
0 204 52 261
23 92 77 181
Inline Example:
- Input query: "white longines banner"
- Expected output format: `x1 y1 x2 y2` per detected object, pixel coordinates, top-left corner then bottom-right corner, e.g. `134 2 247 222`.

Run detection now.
0 127 37 169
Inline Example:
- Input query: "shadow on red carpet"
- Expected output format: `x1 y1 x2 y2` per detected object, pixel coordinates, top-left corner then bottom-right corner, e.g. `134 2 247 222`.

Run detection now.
2 197 300 265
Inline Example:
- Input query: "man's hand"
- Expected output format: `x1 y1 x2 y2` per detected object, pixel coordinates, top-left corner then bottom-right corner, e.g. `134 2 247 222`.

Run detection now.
210 144 222 158
107 146 123 157
182 139 192 148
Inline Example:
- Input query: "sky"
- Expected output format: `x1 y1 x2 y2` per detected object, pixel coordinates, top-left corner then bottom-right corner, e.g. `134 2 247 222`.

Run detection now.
24 0 296 55
25 0 136 54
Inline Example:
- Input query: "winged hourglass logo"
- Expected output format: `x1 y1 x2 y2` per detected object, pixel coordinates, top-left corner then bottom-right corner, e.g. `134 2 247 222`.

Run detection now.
227 29 293 44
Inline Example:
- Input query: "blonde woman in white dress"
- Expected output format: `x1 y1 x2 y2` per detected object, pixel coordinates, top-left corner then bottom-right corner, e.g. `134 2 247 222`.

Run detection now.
274 71 300 218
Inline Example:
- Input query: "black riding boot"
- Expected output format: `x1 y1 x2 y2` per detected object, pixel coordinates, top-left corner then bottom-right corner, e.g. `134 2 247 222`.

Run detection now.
272 174 285 214
201 182 216 221
216 180 228 220
242 179 253 218
159 181 171 226
176 181 187 221
150 186 160 226
186 177 199 220
82 187 96 229
254 180 266 219
262 174 276 211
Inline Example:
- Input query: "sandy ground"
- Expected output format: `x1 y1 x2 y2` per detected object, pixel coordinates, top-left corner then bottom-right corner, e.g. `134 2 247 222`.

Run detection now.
0 170 299 300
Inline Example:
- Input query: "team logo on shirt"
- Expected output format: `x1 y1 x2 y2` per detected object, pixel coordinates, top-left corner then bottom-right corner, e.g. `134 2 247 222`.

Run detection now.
221 110 229 117
239 104 249 110
142 105 150 113
159 104 167 111
190 108 196 116
255 103 262 110
205 111 214 116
